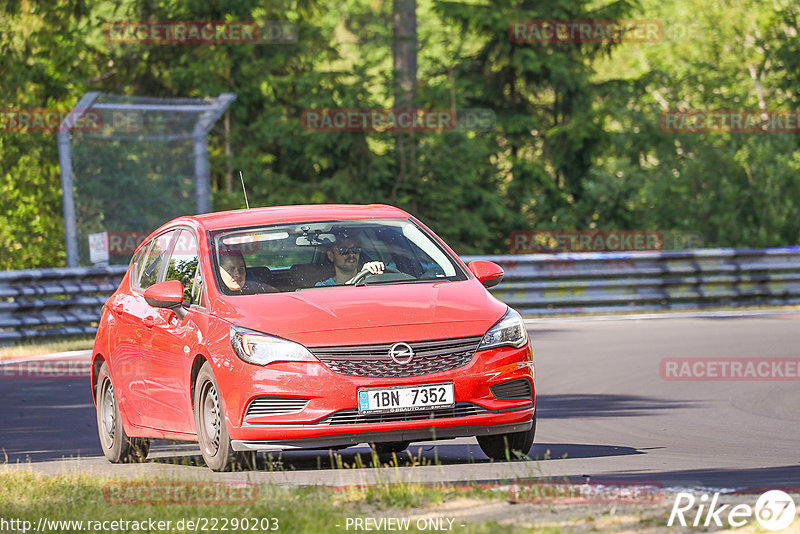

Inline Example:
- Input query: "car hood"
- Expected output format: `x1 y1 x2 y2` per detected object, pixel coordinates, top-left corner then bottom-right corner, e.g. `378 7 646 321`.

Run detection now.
212 280 507 346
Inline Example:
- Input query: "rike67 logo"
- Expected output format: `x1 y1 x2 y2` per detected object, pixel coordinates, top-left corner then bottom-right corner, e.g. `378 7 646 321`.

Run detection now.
669 490 796 531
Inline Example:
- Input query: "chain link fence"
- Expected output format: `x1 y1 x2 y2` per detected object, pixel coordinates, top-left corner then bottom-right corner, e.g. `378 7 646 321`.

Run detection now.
58 92 235 267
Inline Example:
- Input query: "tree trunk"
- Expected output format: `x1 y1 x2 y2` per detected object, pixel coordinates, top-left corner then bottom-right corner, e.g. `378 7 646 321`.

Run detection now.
392 0 417 203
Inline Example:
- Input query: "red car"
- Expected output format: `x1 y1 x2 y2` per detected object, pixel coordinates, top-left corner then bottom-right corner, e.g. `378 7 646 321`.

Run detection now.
92 204 535 471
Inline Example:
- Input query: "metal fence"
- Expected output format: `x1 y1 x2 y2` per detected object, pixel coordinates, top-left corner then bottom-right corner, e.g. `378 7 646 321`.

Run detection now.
3 247 800 343
0 266 127 343
58 92 236 267
464 247 800 315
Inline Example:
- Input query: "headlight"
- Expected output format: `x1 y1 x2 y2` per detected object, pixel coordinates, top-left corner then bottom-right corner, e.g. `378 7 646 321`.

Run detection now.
230 326 319 366
478 308 528 350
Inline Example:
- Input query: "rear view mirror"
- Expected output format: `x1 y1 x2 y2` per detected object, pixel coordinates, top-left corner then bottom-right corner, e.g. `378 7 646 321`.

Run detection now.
468 260 504 288
296 233 335 246
144 280 187 319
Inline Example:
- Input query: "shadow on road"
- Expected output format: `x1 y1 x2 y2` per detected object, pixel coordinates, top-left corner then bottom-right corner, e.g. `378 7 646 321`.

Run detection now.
0 380 687 464
145 440 645 471
537 394 699 418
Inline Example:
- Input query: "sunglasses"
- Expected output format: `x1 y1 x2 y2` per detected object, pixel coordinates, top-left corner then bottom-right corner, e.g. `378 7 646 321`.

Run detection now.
335 246 362 255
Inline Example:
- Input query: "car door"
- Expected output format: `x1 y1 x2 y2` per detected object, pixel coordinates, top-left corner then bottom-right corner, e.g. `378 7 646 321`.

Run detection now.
139 228 206 433
105 242 152 426
110 229 179 426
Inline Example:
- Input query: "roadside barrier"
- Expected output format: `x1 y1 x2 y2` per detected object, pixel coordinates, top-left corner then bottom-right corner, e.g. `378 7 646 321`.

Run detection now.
3 247 800 341
464 247 800 315
0 265 126 342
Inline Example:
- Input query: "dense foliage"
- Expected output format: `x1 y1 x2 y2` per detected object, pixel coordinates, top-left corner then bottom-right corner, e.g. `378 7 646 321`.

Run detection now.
1 0 799 268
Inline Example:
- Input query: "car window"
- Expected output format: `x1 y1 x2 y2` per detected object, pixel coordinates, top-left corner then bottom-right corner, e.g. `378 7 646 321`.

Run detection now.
243 235 315 269
209 219 467 294
165 229 203 306
129 242 151 289
135 230 179 291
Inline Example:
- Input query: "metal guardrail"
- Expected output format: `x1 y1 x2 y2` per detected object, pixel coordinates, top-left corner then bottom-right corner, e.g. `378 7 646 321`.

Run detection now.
0 266 127 343
464 247 800 315
3 247 800 342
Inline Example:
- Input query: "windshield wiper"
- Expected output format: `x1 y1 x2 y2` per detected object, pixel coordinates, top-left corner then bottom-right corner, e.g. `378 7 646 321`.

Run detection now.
362 278 425 286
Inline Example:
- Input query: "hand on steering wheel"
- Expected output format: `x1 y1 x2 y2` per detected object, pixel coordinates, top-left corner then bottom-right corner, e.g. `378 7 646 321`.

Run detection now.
345 262 399 285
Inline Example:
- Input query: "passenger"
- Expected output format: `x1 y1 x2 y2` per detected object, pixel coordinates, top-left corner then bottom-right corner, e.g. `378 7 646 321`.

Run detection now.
218 249 276 294
316 233 384 286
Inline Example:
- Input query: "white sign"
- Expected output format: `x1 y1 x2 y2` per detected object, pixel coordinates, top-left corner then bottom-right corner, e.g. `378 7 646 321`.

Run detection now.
88 232 109 264
357 382 454 414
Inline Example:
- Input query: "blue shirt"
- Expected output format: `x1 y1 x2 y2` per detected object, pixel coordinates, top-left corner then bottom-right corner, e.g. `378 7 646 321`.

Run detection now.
315 262 398 286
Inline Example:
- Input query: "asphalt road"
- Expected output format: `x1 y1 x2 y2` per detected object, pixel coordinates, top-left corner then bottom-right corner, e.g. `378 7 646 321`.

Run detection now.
1 314 799 489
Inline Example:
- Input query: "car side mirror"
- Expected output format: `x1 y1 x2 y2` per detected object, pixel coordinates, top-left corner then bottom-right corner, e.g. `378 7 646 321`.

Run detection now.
144 280 187 320
468 260 504 289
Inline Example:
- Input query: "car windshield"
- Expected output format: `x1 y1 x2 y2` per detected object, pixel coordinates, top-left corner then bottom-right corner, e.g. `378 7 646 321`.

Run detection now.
210 218 467 294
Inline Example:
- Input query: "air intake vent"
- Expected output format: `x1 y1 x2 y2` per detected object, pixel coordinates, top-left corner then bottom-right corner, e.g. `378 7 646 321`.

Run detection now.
490 378 533 400
244 397 309 422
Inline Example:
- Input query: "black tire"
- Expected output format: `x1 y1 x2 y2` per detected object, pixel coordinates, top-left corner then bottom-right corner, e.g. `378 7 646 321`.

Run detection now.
194 362 243 471
371 441 410 455
95 361 150 463
477 413 536 460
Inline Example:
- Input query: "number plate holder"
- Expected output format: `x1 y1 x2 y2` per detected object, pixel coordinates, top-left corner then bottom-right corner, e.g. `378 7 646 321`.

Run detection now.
357 382 455 414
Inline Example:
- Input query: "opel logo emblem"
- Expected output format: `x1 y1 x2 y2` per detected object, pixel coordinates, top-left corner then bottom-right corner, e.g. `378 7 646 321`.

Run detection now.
389 342 414 364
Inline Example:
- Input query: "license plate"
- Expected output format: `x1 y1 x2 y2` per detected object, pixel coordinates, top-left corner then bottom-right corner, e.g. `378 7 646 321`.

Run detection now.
357 383 455 414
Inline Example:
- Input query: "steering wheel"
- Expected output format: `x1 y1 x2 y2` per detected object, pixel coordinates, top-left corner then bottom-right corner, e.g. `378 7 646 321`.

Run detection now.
345 265 401 286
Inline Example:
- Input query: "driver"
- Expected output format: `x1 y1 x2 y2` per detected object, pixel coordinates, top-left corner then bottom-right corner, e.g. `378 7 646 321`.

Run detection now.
316 232 385 286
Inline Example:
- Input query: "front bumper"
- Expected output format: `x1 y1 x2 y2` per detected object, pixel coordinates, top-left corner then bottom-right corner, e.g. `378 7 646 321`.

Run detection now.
216 341 535 445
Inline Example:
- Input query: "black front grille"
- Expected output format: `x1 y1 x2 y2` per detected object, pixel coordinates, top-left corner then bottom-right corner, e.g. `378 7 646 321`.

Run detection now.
310 336 482 377
314 402 490 425
490 378 533 400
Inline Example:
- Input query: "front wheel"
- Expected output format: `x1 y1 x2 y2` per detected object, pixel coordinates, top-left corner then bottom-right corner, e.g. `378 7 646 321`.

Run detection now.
194 362 245 471
477 413 536 461
95 361 150 463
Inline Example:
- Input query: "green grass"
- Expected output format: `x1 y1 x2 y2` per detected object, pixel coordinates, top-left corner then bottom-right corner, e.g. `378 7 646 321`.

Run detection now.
0 470 539 533
0 336 94 360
